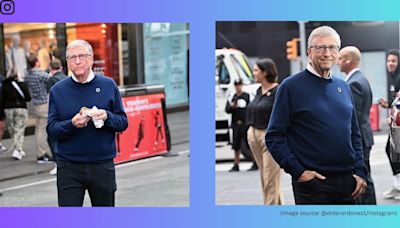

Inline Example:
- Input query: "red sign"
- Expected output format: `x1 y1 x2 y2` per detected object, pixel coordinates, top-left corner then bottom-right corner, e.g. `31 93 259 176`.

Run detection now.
370 104 379 131
114 93 168 164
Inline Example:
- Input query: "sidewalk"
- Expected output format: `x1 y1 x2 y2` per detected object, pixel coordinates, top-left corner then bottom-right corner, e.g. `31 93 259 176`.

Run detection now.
0 110 189 182
216 132 398 205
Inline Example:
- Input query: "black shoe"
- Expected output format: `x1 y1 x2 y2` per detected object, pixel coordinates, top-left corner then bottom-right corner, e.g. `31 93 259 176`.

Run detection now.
247 163 258 171
229 164 239 172
45 154 55 162
37 156 52 164
0 192 3 197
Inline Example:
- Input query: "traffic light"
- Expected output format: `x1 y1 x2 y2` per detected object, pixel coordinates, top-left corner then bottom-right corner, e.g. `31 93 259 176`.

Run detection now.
286 38 299 60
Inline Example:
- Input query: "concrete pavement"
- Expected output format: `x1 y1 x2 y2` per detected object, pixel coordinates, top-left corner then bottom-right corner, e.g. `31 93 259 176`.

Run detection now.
216 132 400 205
0 110 189 182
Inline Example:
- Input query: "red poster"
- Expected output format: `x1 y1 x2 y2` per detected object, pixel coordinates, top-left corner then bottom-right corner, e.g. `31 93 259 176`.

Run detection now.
369 104 379 131
114 93 168 164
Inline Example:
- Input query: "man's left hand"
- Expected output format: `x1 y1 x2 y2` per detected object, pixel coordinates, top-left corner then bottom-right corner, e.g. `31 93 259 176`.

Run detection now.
351 175 367 199
93 109 108 121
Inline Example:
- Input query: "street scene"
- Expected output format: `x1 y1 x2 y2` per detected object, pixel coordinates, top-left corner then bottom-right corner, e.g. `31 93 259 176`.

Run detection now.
216 21 400 205
0 23 189 207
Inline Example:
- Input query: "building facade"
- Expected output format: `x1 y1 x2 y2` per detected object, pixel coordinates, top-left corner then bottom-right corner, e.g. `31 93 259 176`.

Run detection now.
0 23 189 108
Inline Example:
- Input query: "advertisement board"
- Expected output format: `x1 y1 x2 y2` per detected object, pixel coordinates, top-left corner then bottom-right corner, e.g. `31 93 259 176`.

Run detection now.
115 93 168 163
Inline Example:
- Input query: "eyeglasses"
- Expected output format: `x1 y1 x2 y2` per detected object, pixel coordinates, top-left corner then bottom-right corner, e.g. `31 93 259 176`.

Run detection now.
66 53 91 62
309 45 340 53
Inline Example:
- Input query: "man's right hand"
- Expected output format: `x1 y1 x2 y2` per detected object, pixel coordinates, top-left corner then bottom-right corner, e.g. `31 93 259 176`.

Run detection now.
297 170 326 182
72 113 90 128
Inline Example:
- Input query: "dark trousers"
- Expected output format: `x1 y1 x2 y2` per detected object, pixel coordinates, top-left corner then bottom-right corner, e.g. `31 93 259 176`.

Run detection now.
386 136 400 175
355 146 376 205
292 172 356 205
231 122 246 150
57 160 116 207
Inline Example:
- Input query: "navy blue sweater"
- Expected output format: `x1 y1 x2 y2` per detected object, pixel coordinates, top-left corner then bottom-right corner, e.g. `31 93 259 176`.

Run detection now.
265 70 366 180
47 75 128 162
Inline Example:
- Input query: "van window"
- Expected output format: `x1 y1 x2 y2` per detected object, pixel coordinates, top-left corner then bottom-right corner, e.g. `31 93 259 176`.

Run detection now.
230 54 254 84
216 56 230 84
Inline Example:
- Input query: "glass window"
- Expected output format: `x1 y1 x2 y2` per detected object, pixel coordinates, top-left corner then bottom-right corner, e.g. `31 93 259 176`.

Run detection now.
3 23 57 79
143 23 189 106
216 55 230 85
121 24 131 85
230 53 253 84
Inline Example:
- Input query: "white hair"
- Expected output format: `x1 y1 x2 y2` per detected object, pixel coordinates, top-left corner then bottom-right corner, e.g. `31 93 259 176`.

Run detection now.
308 26 341 48
66 39 94 58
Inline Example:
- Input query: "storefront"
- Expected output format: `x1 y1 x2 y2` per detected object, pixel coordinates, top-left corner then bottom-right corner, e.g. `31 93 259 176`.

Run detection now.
0 23 189 108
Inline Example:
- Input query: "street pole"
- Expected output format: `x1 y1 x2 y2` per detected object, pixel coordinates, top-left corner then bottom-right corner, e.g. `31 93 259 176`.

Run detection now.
298 21 307 70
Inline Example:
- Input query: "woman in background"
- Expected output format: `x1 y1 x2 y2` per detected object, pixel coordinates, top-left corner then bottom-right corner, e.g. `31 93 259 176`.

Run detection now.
246 58 282 205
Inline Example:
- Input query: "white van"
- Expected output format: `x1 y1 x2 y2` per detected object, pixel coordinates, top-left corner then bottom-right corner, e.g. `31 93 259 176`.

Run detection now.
215 49 259 159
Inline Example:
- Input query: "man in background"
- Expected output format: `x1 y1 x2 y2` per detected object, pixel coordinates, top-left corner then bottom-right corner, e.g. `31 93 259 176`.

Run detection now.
339 46 376 204
225 79 250 171
46 58 68 175
25 54 52 163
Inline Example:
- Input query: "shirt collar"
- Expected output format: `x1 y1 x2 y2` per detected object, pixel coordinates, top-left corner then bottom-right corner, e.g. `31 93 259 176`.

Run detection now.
306 63 332 79
71 70 95 84
344 68 360 82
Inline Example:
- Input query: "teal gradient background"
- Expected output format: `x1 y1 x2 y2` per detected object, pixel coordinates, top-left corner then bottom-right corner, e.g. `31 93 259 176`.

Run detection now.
1 0 400 227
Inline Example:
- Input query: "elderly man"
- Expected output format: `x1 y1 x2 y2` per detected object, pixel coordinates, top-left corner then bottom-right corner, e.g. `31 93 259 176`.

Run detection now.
265 26 367 205
338 46 376 204
47 40 128 206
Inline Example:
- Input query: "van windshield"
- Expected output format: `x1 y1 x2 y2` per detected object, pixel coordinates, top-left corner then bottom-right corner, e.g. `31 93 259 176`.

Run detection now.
230 54 254 84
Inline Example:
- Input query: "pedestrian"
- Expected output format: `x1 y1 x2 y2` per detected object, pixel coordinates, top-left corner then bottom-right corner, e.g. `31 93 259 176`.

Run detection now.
25 54 52 163
47 58 68 93
225 79 251 172
246 58 282 204
339 46 376 204
265 26 367 205
47 58 68 175
47 39 128 206
0 71 31 160
0 73 8 153
378 49 400 199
